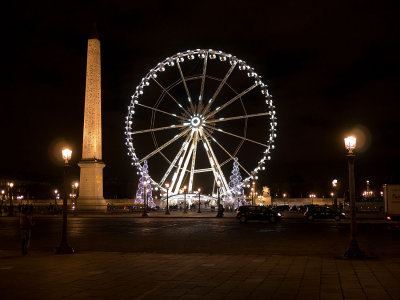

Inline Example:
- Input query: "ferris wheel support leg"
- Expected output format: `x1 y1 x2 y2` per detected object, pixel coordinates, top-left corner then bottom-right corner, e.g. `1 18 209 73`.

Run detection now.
159 134 192 188
170 134 193 193
173 135 196 195
188 132 199 193
202 135 231 198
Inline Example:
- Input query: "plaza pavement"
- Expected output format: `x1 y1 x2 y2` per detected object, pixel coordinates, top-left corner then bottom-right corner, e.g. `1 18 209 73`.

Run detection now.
1 211 399 299
1 250 400 299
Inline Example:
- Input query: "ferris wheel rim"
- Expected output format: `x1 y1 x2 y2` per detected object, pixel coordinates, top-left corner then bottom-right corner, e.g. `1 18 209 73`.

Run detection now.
125 49 277 193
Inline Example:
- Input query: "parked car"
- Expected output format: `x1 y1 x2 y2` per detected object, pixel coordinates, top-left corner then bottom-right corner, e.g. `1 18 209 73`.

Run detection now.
304 205 345 221
236 206 282 223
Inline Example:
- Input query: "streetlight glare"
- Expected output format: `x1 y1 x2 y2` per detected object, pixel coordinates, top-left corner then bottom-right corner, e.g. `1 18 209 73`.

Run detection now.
344 136 356 152
62 148 72 162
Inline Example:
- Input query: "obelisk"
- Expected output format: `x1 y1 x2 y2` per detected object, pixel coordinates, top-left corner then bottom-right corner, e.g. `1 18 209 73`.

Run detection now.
77 24 106 211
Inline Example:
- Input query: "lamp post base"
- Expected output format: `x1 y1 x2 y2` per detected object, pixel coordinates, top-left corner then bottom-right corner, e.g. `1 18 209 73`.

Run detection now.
344 239 364 259
216 211 223 218
165 210 170 215
55 243 74 254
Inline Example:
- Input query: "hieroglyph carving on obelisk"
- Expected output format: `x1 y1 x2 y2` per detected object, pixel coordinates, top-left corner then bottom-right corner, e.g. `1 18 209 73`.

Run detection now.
78 34 106 211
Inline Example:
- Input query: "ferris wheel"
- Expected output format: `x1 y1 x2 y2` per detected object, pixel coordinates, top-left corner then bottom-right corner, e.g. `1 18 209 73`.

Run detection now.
125 49 277 197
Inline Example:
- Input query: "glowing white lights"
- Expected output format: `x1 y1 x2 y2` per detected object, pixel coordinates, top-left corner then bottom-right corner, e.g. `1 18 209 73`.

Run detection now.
191 116 201 127
125 49 277 193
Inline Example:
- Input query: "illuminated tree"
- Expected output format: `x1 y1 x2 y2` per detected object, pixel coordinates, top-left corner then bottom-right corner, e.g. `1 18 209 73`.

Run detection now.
135 160 155 207
228 157 245 206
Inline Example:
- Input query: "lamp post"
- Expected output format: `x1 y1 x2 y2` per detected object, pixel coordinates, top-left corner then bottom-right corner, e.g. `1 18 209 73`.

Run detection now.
216 179 223 217
183 185 188 214
72 182 79 199
8 182 14 216
1 190 4 208
197 188 201 213
165 183 170 215
142 180 148 217
55 148 74 254
309 193 316 205
252 181 255 205
344 136 364 259
54 189 58 206
332 179 338 211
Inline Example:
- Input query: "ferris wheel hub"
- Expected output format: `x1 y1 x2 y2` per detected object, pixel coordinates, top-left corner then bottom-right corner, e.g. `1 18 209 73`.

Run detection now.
189 115 203 128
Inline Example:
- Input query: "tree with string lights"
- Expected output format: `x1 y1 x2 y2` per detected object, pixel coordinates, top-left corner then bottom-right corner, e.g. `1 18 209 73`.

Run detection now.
135 160 155 208
228 157 245 207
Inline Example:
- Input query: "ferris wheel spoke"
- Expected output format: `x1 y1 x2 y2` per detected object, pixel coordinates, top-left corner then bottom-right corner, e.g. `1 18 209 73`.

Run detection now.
205 83 258 120
159 133 192 187
152 78 190 116
203 128 252 177
204 124 267 148
139 128 190 163
202 134 230 195
188 131 199 192
136 103 186 120
198 53 208 110
173 133 196 194
202 62 236 115
131 124 185 135
207 112 269 123
176 60 195 113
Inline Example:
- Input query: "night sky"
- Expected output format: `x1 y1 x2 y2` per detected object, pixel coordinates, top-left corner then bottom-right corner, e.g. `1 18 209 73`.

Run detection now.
1 0 399 198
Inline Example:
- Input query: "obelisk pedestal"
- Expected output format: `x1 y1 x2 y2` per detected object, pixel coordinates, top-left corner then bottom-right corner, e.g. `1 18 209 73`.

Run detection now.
78 159 105 211
77 29 107 212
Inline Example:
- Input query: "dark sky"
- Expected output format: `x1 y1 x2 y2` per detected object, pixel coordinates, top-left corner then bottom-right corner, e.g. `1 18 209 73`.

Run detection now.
1 0 399 198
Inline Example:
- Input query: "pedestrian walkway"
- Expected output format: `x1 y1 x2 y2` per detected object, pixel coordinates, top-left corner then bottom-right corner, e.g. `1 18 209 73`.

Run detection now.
1 250 399 299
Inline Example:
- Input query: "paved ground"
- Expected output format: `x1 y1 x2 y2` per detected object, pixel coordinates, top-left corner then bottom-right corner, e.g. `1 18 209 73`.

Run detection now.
1 212 400 299
1 251 400 299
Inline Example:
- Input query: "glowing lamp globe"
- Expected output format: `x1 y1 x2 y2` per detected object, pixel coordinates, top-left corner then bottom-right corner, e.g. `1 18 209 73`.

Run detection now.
344 136 356 153
62 148 72 163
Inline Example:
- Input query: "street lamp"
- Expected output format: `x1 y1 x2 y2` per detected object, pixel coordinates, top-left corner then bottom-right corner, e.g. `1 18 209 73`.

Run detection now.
73 182 79 198
8 182 14 216
197 188 201 213
1 190 4 207
309 193 316 205
183 185 188 214
216 179 223 217
165 183 170 215
55 148 74 254
344 136 364 258
252 181 255 205
332 179 338 211
54 189 58 206
142 180 149 217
